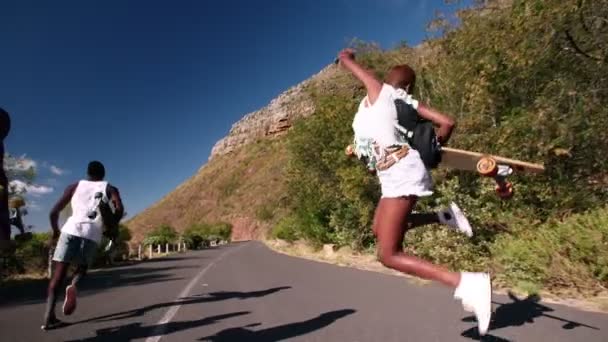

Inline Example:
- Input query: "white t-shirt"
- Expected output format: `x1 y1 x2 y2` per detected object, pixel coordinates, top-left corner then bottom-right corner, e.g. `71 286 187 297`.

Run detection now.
61 180 109 244
351 84 433 198
351 83 419 163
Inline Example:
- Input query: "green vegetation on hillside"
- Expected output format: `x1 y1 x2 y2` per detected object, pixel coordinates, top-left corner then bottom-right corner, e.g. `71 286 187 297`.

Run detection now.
2 225 133 278
182 222 232 249
142 222 232 249
275 0 608 296
143 224 179 246
127 138 289 243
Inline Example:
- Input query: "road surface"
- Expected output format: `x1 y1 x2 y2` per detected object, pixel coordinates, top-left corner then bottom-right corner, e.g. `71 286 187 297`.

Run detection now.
1 241 606 341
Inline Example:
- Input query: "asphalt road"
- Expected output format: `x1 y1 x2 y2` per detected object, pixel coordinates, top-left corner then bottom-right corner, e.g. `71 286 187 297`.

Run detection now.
1 241 606 342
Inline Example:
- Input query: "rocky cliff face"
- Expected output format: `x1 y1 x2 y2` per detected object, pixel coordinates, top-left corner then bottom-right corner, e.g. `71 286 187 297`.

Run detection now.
209 65 335 160
127 64 342 244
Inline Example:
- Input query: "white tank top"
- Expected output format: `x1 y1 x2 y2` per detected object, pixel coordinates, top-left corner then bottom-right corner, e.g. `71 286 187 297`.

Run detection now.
351 83 419 167
60 180 109 243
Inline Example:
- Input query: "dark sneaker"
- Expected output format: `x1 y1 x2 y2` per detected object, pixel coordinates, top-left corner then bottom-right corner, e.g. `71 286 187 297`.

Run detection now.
41 317 64 331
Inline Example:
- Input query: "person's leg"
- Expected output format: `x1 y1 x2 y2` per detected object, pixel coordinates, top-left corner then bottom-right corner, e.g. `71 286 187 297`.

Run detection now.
71 264 88 286
373 196 492 335
407 212 438 228
10 211 26 235
42 232 75 329
0 109 10 248
374 196 461 287
63 264 87 315
408 202 473 237
0 162 10 245
63 238 96 316
43 260 69 329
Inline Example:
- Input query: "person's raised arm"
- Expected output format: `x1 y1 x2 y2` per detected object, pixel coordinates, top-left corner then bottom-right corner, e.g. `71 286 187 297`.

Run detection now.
337 49 383 105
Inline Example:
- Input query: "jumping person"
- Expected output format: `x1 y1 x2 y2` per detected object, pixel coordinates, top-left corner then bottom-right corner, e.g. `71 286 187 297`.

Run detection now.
0 107 11 254
42 161 124 330
337 48 492 335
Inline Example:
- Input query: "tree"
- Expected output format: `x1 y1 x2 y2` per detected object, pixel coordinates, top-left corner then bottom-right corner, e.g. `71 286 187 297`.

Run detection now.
143 224 178 246
4 154 40 235
4 154 36 197
182 224 208 249
182 222 233 249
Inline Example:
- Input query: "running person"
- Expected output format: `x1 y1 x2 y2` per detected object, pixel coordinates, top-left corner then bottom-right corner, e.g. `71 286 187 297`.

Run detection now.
42 161 124 330
337 48 492 335
0 107 11 254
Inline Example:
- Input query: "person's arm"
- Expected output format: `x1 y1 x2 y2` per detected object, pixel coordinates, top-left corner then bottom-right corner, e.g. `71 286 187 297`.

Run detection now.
108 186 124 222
0 107 10 141
416 103 456 145
49 183 77 239
337 49 383 105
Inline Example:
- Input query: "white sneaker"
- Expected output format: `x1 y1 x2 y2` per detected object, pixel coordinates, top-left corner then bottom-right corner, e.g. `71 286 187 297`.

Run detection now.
454 272 492 336
438 202 473 237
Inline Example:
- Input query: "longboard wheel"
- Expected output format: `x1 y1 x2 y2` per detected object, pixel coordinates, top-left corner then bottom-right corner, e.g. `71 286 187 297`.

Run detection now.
345 145 355 157
477 157 498 177
495 182 514 199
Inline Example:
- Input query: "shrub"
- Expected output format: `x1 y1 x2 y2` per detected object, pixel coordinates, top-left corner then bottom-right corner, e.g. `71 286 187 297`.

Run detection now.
270 215 300 242
143 225 178 246
11 232 51 274
182 222 232 249
94 225 133 266
278 0 608 295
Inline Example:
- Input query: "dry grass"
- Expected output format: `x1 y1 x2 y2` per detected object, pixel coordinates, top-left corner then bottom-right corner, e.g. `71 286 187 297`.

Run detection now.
126 139 289 245
263 238 608 314
263 239 431 287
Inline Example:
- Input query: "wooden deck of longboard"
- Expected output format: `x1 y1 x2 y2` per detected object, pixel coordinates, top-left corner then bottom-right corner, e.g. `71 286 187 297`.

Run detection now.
440 147 545 174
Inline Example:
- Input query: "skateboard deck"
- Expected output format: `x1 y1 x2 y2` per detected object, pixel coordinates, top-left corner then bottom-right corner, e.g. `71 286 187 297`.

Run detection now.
440 147 545 199
345 144 544 199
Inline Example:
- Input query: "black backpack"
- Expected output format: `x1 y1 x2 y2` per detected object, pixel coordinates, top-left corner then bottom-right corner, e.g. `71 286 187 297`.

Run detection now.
394 99 442 169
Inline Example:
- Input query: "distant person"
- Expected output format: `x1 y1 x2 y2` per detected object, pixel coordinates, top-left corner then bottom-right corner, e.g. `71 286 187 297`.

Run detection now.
42 161 124 330
337 48 492 335
0 107 11 254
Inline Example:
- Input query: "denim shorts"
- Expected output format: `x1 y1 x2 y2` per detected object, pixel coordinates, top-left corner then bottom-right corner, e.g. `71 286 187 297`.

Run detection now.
52 232 98 266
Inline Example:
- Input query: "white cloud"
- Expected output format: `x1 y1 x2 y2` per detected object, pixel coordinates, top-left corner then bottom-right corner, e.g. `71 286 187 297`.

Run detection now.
27 184 54 196
49 165 66 176
9 180 27 194
9 180 54 197
27 201 42 211
5 155 36 172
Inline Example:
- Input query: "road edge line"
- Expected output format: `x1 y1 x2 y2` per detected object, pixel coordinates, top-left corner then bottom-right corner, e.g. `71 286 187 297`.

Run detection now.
144 242 249 342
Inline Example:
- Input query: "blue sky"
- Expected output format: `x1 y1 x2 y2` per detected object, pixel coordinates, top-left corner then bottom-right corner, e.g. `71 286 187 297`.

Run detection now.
1 0 473 232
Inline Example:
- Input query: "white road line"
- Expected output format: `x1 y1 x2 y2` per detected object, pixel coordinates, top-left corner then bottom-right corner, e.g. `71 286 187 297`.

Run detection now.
145 243 249 342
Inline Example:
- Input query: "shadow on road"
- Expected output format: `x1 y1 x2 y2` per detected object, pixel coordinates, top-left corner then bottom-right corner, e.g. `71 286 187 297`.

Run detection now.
461 291 600 341
0 264 192 307
64 311 251 342
136 255 206 264
197 309 356 342
75 286 293 324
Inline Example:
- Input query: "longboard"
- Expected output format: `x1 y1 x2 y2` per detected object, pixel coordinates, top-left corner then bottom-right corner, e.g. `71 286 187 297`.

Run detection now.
440 147 545 199
345 144 545 199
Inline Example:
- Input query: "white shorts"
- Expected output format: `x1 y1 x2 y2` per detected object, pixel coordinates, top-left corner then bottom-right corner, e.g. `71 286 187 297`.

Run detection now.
376 149 434 198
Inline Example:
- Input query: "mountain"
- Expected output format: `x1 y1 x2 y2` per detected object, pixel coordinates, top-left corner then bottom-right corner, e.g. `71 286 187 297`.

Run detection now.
126 65 342 244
